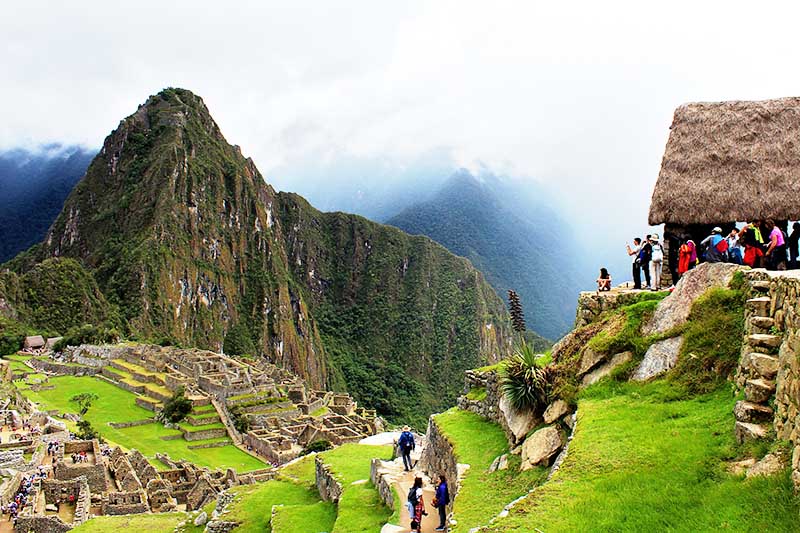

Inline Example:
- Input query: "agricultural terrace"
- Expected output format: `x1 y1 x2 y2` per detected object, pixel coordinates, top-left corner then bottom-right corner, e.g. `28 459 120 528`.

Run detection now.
15 374 266 472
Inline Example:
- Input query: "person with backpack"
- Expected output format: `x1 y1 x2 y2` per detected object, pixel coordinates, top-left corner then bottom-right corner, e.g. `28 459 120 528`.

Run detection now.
626 238 643 290
726 228 743 264
398 426 415 471
648 234 663 290
740 221 765 267
433 474 450 531
408 476 427 532
700 227 727 263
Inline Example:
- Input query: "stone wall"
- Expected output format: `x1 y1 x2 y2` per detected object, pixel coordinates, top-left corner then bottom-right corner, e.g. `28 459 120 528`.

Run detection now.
315 456 343 503
573 290 645 329
28 359 99 376
53 462 107 493
370 458 396 511
14 516 71 533
419 416 459 516
735 271 800 490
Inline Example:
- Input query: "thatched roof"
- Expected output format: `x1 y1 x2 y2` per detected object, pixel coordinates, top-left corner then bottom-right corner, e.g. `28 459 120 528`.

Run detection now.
23 335 45 349
649 97 800 225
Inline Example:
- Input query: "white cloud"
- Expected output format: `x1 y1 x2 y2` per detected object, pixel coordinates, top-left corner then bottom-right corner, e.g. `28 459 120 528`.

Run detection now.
4 0 800 275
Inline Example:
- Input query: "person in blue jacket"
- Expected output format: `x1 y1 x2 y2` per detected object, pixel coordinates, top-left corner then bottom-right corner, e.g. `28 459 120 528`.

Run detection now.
434 473 450 531
398 426 415 471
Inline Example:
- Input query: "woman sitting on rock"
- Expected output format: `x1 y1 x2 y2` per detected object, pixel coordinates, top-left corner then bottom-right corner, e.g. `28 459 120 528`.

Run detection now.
596 268 612 292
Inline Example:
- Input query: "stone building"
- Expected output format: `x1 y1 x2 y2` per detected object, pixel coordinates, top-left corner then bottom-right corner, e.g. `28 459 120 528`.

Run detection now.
649 97 800 285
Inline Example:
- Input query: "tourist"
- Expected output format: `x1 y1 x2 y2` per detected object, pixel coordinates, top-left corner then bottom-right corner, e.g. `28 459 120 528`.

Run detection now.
626 238 643 290
640 235 652 289
596 268 612 292
433 474 450 531
677 239 694 279
398 426 415 472
740 221 765 267
408 476 426 533
788 222 800 269
764 219 787 270
700 227 727 263
649 234 664 290
727 228 743 264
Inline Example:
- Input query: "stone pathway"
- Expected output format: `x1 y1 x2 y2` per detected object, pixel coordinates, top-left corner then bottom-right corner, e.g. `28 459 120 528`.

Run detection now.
359 433 440 533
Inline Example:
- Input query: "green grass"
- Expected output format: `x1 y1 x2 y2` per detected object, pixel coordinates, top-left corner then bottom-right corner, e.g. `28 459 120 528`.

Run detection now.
279 455 317 485
179 421 225 432
434 409 546 531
669 287 746 394
486 380 800 532
225 479 330 532
271 502 338 533
310 406 329 417
18 375 265 472
318 443 393 533
71 513 186 533
465 386 487 401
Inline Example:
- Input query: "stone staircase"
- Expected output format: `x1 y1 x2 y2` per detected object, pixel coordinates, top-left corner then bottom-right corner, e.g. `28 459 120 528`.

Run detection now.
734 282 783 443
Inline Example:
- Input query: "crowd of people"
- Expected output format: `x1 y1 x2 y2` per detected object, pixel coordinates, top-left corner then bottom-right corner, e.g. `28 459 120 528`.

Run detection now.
597 220 800 293
1 467 48 525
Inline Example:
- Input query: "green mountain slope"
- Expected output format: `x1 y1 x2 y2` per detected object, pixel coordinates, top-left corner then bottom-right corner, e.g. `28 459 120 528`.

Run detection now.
387 171 581 340
3 88 512 423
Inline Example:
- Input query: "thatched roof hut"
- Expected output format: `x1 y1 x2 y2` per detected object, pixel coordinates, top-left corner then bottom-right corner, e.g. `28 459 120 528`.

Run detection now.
649 97 800 226
23 335 45 350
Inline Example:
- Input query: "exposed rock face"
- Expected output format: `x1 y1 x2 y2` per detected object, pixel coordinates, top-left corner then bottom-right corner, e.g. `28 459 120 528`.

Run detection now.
574 290 645 329
644 263 743 335
735 421 769 443
543 400 569 424
746 452 786 478
733 401 774 424
578 347 606 376
631 336 684 381
520 426 563 470
499 396 539 446
582 351 632 387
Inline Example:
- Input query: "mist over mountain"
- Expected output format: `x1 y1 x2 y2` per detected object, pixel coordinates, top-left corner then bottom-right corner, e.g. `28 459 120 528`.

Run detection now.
0 145 94 262
387 170 582 340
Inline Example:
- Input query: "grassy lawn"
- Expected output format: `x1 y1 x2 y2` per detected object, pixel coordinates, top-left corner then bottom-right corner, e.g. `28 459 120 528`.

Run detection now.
433 409 547 531
271 502 338 533
319 443 394 533
280 454 317 485
225 479 330 532
18 375 266 472
486 380 800 532
71 513 186 533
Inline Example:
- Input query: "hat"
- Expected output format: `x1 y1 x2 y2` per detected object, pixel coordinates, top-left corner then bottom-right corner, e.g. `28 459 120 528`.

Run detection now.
403 425 410 432
712 227 722 234
650 233 659 241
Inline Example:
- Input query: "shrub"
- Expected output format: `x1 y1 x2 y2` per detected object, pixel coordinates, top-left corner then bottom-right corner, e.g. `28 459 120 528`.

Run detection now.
302 439 332 456
499 342 552 411
162 387 193 423
75 420 101 441
230 406 250 433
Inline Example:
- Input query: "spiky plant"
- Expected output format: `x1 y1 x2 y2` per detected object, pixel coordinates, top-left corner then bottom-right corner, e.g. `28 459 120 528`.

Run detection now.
500 341 551 411
507 289 526 333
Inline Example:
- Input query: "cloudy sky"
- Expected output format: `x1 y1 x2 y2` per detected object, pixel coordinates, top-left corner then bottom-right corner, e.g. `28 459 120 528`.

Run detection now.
4 0 800 274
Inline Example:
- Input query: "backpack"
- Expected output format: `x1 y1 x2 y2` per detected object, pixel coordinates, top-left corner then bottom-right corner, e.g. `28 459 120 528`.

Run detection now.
408 486 419 507
638 244 651 263
651 243 663 262
715 239 729 253
399 431 413 450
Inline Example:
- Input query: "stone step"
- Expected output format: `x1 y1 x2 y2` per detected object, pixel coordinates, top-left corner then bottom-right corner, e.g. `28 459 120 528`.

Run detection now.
746 297 771 316
735 421 770 444
747 334 782 350
745 378 776 404
733 400 774 424
750 280 771 292
749 316 775 330
750 353 780 379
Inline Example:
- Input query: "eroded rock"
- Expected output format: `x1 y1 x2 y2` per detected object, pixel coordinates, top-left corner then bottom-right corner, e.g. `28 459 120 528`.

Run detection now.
499 396 538 445
746 452 786 478
543 400 569 424
631 337 683 381
520 426 563 470
582 351 632 386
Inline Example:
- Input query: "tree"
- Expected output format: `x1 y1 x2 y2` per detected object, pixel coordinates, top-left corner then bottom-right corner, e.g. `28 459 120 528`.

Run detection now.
71 392 99 415
162 387 193 423
75 419 101 441
507 289 526 333
223 322 256 356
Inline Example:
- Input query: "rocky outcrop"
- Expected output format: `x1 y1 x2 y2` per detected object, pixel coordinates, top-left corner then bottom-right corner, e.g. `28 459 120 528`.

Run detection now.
543 400 569 425
582 351 632 386
520 426 564 470
644 263 743 335
574 290 646 329
632 336 684 381
498 396 539 446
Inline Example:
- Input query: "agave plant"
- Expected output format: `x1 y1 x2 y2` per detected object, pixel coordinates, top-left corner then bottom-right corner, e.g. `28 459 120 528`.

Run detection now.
500 341 552 412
